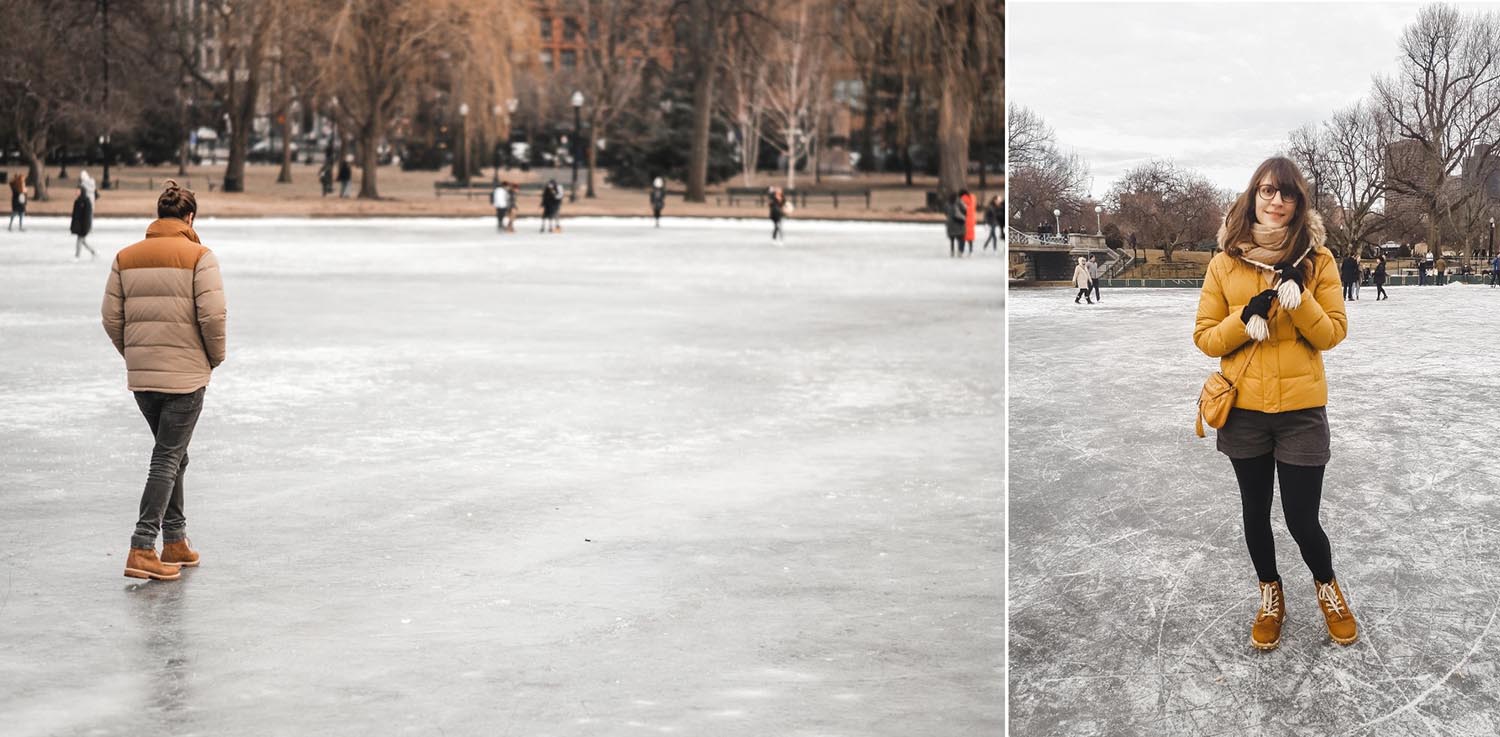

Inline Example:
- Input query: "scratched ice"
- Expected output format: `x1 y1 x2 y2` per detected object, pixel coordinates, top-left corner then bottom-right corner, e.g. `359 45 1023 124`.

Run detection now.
0 216 1003 737
1009 286 1500 737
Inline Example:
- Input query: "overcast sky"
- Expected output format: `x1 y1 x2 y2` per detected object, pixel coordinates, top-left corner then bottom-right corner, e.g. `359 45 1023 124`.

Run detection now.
1008 1 1470 197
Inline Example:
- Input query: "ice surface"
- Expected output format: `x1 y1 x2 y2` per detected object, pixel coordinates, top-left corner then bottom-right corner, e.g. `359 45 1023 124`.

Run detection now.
1009 286 1500 736
0 216 1002 736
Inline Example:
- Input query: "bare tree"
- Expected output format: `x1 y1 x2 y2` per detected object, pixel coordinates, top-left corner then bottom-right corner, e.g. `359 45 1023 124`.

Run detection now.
1106 160 1222 263
1007 146 1088 233
576 0 657 197
1374 3 1500 257
1299 102 1392 256
1006 104 1053 172
322 0 526 199
932 0 1001 200
760 0 832 190
718 14 772 185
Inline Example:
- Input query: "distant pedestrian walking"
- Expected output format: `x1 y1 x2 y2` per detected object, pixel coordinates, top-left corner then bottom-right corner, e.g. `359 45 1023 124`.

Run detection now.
946 193 966 257
318 163 334 197
70 186 96 259
79 169 98 204
1491 253 1500 287
337 155 353 198
1374 254 1388 300
491 181 510 231
650 177 666 227
1194 156 1356 653
1435 257 1448 285
505 181 519 232
1087 255 1102 301
982 195 1001 251
1417 256 1428 286
102 180 226 582
769 186 787 243
1072 257 1093 304
8 170 27 231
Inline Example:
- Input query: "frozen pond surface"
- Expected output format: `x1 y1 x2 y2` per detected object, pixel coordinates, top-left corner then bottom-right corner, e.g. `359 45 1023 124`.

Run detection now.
1 216 1003 736
1009 286 1500 736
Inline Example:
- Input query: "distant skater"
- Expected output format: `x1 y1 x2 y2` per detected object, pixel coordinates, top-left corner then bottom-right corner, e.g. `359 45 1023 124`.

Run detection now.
71 185 96 259
1072 256 1092 304
982 195 1001 251
1193 156 1357 652
650 177 666 227
337 155 353 198
769 186 786 243
540 180 562 233
102 180 226 581
9 170 27 231
1374 254 1388 300
506 182 519 232
1340 253 1359 301
491 181 510 232
1491 252 1500 287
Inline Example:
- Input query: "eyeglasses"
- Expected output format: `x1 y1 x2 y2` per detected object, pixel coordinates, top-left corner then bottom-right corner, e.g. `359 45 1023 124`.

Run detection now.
1257 184 1299 204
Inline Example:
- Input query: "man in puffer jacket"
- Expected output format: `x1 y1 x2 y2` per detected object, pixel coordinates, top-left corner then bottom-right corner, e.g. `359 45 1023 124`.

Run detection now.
102 180 226 581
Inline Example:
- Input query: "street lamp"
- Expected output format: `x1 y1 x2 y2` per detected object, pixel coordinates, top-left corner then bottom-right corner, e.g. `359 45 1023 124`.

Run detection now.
1095 205 1103 235
570 90 583 202
1490 217 1495 259
456 102 470 184
1053 208 1061 237
491 103 503 182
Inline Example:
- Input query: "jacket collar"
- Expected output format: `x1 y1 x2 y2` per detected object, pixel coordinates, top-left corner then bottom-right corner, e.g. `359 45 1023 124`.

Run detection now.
145 218 201 244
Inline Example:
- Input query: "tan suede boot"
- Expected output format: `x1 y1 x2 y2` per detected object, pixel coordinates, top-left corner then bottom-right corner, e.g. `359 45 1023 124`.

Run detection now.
1250 580 1285 650
124 548 181 581
161 538 200 567
1316 578 1358 645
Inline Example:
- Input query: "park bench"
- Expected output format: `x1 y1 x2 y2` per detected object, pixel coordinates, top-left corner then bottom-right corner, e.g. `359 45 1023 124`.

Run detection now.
722 186 872 209
433 180 547 199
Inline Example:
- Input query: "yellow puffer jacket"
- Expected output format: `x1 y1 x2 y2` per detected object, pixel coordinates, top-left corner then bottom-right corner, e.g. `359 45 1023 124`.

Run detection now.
1193 244 1347 414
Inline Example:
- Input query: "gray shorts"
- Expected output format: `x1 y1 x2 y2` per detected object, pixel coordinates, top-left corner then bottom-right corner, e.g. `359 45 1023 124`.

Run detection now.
1216 406 1331 466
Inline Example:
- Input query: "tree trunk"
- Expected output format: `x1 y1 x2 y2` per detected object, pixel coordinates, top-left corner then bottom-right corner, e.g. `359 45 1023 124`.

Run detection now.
23 150 47 202
358 114 382 199
224 119 249 192
937 74 973 202
586 126 598 198
178 90 190 176
277 112 293 183
687 65 714 202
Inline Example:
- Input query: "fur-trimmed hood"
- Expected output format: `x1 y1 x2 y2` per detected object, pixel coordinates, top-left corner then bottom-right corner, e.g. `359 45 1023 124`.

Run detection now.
1217 209 1327 253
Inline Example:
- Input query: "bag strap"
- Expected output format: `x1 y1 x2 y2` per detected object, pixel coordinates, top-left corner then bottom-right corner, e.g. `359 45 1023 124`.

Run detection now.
1195 412 1206 438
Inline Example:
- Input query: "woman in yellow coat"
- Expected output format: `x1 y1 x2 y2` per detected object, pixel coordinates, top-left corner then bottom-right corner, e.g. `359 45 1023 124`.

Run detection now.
1193 156 1356 651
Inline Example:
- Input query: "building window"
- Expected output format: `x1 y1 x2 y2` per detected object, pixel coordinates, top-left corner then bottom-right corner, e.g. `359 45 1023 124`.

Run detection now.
564 18 579 41
540 51 553 71
561 50 577 69
541 17 552 40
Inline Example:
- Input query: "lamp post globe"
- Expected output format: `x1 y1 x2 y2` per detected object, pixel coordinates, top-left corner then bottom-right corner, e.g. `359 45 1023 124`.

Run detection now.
1095 205 1103 235
1053 209 1062 237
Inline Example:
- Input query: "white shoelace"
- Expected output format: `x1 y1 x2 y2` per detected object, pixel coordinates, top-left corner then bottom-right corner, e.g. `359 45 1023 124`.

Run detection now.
1318 581 1347 618
1258 584 1281 619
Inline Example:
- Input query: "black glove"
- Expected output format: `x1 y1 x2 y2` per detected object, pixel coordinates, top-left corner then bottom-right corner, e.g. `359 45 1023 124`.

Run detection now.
1275 264 1304 291
1240 289 1277 323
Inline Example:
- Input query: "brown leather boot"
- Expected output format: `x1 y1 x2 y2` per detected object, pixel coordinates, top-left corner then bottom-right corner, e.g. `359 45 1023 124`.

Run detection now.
161 538 200 567
124 548 181 581
1250 579 1285 650
1316 577 1358 645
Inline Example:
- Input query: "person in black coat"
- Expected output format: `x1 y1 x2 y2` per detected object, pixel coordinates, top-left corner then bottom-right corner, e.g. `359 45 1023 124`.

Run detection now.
946 194 966 257
1340 254 1360 301
70 187 96 259
649 177 666 228
337 156 353 198
540 180 562 233
768 186 786 242
1373 254 1389 300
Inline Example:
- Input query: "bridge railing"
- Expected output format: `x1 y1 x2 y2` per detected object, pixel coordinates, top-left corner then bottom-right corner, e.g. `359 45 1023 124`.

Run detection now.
1011 231 1070 246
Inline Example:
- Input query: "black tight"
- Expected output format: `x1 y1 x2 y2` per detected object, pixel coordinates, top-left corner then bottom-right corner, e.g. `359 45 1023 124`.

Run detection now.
1230 453 1335 584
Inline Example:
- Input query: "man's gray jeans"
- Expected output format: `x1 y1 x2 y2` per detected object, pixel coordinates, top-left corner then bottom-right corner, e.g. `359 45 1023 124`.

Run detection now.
131 387 205 550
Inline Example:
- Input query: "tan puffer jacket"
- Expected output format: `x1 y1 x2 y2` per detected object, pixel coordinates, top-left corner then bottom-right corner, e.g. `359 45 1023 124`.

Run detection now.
1193 215 1346 414
102 218 226 392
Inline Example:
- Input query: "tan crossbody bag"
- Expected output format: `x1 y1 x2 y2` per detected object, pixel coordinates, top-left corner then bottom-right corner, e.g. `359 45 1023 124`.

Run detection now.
1195 339 1260 438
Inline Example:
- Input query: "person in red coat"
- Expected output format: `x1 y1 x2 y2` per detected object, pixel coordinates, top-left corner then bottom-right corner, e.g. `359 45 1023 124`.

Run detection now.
960 190 977 255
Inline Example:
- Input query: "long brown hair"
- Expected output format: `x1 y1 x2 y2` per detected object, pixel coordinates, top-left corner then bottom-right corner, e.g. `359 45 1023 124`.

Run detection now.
1221 157 1314 266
